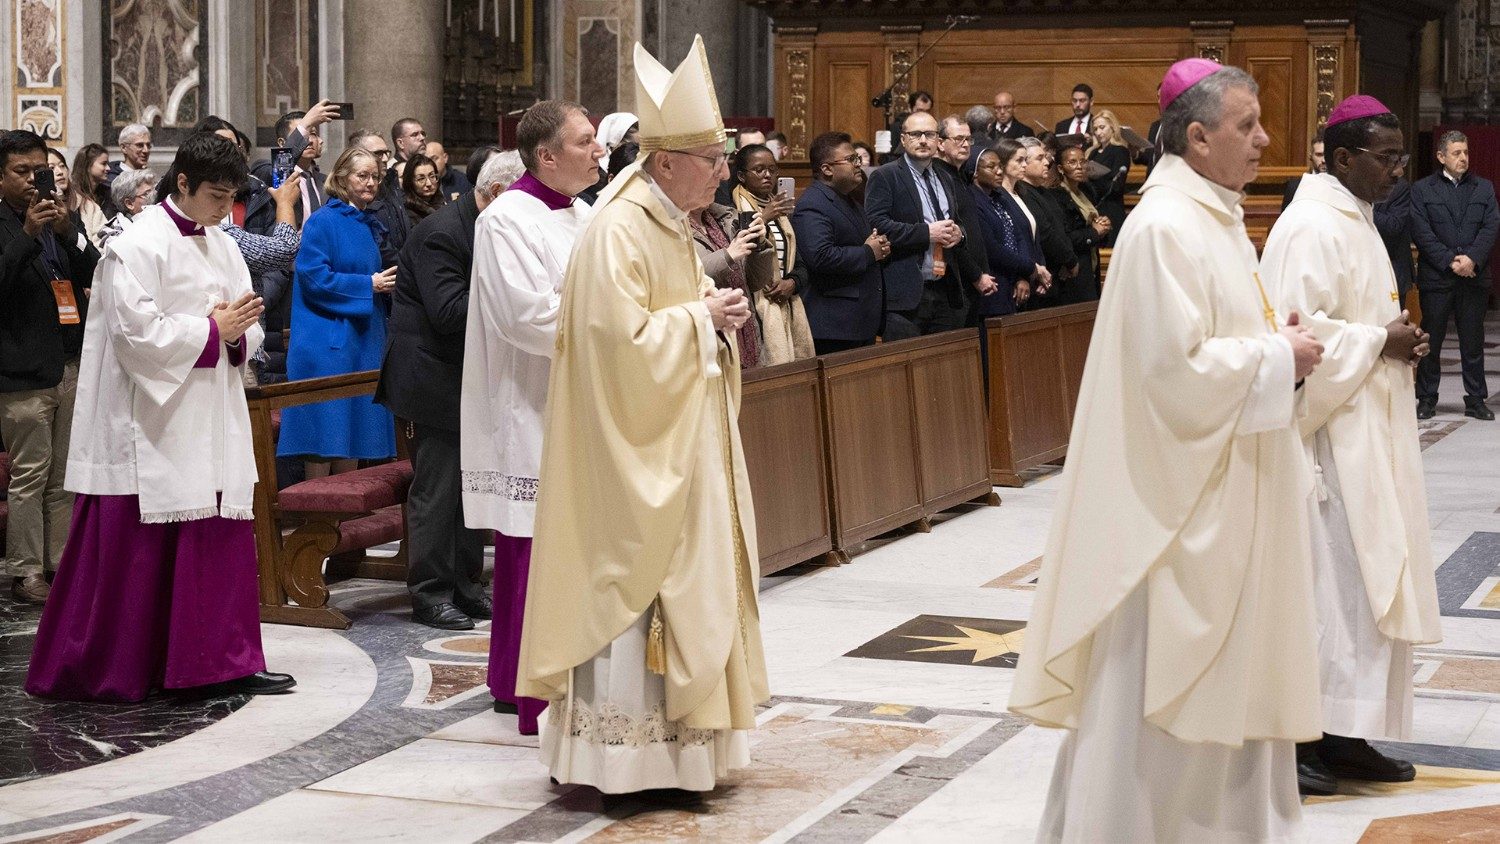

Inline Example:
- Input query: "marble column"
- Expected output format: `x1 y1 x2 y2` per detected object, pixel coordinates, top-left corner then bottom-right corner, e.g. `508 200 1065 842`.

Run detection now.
1419 19 1443 131
343 0 445 147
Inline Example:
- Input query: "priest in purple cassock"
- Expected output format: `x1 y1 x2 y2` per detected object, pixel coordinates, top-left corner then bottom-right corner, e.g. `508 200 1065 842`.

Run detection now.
27 133 295 703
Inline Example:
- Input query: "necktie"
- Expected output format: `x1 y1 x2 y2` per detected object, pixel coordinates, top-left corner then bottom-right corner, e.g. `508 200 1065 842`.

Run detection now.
919 167 944 221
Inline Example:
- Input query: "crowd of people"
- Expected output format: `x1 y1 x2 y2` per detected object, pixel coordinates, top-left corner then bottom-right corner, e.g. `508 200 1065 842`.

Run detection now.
0 37 1497 827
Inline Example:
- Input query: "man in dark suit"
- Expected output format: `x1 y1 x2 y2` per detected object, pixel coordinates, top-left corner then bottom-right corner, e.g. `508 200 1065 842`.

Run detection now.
0 130 101 604
1055 83 1094 137
966 105 997 150
375 158 507 629
991 91 1035 140
865 111 974 339
790 132 890 354
936 116 999 308
1413 130 1500 420
1376 177 1415 301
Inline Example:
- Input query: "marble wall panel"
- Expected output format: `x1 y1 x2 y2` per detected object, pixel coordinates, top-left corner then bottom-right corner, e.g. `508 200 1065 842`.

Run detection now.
255 0 313 133
103 0 207 145
15 0 66 143
561 0 636 116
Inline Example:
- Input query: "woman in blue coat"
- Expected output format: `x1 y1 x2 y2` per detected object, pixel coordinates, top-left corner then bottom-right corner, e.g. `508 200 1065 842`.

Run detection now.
277 147 396 475
970 139 1051 319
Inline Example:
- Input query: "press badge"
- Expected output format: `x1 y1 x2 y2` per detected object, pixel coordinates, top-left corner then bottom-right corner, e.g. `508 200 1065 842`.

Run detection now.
50 279 80 324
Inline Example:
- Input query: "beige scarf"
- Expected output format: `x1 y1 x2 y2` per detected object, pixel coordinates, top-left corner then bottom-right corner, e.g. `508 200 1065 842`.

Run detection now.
733 185 815 364
1064 179 1100 222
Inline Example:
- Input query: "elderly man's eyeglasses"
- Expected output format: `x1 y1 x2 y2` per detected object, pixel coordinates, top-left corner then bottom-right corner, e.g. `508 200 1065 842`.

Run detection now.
1353 148 1410 170
673 149 729 169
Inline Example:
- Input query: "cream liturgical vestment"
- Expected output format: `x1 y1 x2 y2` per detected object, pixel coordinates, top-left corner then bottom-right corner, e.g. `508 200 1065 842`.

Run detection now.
1263 172 1442 740
1010 155 1324 841
515 164 770 791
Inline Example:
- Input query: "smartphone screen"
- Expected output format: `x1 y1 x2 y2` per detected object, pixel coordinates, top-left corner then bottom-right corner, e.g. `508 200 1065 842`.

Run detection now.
331 102 354 121
32 168 56 200
270 147 295 188
735 210 758 233
777 177 796 200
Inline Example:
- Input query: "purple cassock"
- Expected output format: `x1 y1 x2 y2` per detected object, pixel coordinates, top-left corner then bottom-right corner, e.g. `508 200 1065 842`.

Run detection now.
26 202 265 704
489 532 546 735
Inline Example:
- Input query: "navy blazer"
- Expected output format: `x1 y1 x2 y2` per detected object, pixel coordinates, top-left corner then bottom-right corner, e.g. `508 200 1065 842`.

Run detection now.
790 180 885 343
969 184 1041 318
864 155 972 312
1411 170 1500 288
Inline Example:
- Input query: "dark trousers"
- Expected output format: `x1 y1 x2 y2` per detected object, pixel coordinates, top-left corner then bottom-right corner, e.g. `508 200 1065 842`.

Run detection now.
887 284 967 341
813 337 872 355
1417 282 1489 401
406 423 486 610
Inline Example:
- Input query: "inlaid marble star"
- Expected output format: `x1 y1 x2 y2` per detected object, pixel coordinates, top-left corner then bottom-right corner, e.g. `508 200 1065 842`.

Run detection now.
903 625 1025 664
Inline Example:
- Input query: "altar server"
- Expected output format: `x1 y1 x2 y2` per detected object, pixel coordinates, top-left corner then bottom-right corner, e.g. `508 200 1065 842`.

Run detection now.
27 133 295 702
1262 94 1441 795
514 35 769 796
1009 59 1327 840
460 99 602 735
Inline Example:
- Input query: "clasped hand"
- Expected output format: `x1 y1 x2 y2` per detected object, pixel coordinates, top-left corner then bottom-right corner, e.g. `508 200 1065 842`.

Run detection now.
210 293 265 344
705 287 750 332
1279 311 1324 381
1382 309 1429 366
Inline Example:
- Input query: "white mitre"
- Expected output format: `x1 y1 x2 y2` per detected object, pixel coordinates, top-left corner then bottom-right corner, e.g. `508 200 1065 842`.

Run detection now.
634 34 725 152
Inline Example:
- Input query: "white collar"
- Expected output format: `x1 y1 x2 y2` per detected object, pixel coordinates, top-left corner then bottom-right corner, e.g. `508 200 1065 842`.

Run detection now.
641 171 686 221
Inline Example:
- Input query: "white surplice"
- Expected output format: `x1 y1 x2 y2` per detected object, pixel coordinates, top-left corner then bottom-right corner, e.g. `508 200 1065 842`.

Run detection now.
1263 173 1442 741
458 185 590 537
1011 155 1324 841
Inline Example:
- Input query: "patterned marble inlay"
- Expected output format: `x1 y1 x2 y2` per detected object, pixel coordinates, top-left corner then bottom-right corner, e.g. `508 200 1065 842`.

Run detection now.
254 0 311 129
983 555 1042 590
1360 802 1500 841
0 813 168 843
14 0 65 143
561 0 636 116
1420 420 1466 451
105 0 205 132
846 614 1026 668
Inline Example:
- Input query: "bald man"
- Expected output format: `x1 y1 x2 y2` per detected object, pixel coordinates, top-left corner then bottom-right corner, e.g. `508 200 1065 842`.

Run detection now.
991 91 1034 140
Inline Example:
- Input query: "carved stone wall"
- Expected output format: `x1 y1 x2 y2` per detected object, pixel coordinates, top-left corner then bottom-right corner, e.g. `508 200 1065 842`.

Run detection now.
254 0 317 145
560 0 639 117
16 0 67 144
101 0 208 146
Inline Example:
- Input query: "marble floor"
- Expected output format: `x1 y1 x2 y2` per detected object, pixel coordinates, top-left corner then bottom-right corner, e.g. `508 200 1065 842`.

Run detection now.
4 330 1500 842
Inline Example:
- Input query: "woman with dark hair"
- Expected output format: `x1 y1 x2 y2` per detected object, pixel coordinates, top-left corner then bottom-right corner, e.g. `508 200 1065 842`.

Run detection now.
607 141 638 179
1050 143 1111 300
401 152 444 227
969 140 1050 318
45 148 92 250
732 143 813 363
69 143 112 244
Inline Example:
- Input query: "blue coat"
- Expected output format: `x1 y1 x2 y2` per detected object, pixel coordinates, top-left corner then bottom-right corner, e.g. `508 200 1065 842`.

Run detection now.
969 184 1041 317
277 198 396 459
790 180 886 343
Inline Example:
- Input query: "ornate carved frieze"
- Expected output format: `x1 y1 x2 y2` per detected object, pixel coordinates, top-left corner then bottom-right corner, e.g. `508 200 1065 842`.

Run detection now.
786 48 810 160
254 0 315 144
1304 19 1350 130
747 0 1451 24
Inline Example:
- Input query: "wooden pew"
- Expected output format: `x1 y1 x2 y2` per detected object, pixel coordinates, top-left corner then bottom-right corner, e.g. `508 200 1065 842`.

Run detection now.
739 358 837 574
986 302 1099 487
246 371 411 629
820 331 997 554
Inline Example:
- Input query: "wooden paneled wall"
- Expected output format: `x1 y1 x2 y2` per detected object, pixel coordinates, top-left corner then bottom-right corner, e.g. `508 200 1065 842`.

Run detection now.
774 22 1359 168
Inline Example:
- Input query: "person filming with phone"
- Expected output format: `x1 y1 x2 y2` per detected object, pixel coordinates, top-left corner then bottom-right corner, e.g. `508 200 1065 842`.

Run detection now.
689 162 772 370
0 130 102 605
731 143 814 364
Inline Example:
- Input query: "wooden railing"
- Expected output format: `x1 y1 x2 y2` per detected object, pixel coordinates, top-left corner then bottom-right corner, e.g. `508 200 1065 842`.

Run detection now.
985 302 1099 486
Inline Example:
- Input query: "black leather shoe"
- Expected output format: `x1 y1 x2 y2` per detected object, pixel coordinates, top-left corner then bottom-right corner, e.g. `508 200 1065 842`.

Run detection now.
454 593 493 620
414 602 475 630
1296 741 1338 796
1417 397 1437 420
1465 400 1495 421
223 671 297 695
493 698 518 714
1317 735 1416 783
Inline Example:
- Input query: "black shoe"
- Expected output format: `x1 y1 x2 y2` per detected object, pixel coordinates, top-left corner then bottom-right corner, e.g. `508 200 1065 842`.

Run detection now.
223 671 297 695
493 698 518 714
1316 734 1416 783
1417 397 1437 420
1296 741 1338 796
413 602 475 630
454 593 493 620
1465 399 1494 421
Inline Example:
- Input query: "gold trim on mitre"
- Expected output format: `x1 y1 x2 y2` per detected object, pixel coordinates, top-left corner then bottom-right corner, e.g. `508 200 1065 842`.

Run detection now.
634 34 727 153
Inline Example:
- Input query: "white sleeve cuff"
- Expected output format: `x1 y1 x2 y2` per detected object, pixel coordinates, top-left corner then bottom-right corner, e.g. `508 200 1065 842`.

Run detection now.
1237 333 1296 435
685 300 722 380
